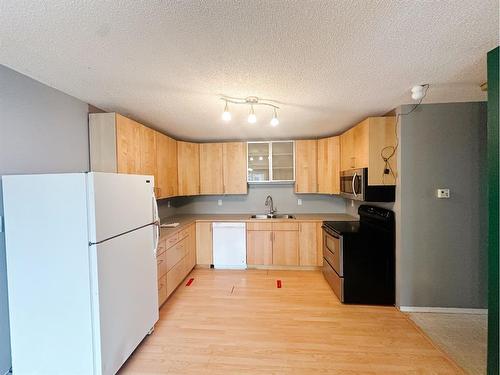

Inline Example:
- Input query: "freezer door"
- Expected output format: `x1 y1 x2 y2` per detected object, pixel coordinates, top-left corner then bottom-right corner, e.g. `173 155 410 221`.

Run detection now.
88 172 157 243
90 225 158 375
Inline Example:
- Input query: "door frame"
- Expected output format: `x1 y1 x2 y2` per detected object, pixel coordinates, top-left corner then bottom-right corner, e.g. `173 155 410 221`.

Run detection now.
487 46 499 375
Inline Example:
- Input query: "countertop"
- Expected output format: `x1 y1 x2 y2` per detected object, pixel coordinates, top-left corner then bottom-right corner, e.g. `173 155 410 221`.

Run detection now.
159 213 358 239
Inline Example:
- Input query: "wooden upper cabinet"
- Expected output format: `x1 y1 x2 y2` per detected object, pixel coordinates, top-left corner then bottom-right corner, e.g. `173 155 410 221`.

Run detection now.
199 143 224 194
139 125 157 180
317 136 340 194
353 120 369 168
295 140 318 193
116 114 141 174
177 141 200 196
223 142 248 194
340 117 397 186
156 132 178 199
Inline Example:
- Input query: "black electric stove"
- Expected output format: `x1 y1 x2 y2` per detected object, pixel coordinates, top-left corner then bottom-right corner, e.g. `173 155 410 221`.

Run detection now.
321 205 395 305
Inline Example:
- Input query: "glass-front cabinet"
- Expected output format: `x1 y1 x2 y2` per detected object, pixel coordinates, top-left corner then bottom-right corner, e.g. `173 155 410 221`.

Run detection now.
247 141 295 182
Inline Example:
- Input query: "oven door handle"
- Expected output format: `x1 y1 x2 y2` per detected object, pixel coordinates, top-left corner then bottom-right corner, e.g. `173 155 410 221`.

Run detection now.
352 173 357 198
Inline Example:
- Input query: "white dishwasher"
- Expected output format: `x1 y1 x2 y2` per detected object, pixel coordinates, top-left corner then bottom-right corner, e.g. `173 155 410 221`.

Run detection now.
212 222 247 269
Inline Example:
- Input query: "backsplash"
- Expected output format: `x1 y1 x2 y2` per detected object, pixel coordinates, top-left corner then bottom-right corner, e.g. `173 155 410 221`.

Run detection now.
158 184 346 217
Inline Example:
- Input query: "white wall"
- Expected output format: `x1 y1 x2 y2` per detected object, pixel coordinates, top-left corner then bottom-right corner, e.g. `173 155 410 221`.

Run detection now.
0 64 90 374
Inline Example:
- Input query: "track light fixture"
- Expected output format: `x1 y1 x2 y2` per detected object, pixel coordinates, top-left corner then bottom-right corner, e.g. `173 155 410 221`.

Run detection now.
220 95 280 126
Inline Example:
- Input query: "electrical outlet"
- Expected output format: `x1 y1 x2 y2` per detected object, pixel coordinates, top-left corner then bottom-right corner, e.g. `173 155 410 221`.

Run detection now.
217 199 223 206
167 201 171 208
297 199 302 206
437 189 450 199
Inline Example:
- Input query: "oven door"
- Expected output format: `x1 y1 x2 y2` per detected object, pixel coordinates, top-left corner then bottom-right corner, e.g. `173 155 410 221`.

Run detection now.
322 228 343 276
340 169 364 201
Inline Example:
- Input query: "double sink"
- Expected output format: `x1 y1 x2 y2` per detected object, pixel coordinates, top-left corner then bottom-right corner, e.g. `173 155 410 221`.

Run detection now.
250 214 296 219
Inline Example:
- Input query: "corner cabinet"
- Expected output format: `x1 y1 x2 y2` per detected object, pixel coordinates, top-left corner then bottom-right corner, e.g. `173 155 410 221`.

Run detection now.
89 113 178 199
340 117 397 185
247 141 295 183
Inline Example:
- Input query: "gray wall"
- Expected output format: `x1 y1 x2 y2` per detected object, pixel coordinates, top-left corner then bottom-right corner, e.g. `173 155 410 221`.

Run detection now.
159 184 346 217
348 103 488 309
0 64 90 374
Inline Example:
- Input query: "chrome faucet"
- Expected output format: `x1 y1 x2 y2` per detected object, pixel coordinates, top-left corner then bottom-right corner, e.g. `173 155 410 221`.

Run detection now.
265 195 277 216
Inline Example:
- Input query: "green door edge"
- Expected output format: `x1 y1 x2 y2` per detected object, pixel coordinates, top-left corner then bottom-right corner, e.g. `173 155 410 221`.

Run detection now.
487 46 499 375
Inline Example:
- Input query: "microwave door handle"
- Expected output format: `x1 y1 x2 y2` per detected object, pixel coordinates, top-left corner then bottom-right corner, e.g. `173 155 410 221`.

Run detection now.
352 173 357 197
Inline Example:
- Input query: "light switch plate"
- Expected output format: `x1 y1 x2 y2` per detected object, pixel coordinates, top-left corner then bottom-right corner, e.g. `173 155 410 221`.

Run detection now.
217 199 223 206
437 189 450 198
297 199 302 206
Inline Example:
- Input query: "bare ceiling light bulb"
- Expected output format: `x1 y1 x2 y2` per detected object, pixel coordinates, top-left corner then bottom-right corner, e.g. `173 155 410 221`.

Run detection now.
247 105 257 124
222 101 231 121
270 108 279 126
411 85 425 100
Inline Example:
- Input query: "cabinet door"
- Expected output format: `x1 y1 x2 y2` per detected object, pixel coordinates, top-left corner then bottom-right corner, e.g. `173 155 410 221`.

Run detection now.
295 140 317 193
246 230 273 265
223 142 248 194
139 125 157 188
353 119 369 168
299 222 319 266
186 224 196 271
340 128 355 171
156 133 178 199
116 114 141 174
199 143 224 194
272 231 299 266
195 222 212 266
317 136 340 194
177 141 200 196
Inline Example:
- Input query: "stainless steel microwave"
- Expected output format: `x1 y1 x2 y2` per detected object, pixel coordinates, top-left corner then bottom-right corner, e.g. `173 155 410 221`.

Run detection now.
340 168 395 202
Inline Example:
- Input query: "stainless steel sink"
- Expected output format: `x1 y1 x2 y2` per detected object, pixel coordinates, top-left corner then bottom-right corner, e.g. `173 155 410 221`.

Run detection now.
250 214 295 219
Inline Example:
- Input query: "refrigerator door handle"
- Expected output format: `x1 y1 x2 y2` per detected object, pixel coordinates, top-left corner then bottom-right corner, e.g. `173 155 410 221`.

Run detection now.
152 190 160 256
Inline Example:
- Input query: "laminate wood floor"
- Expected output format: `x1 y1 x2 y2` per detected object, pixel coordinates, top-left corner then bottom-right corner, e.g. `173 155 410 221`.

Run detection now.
119 269 463 374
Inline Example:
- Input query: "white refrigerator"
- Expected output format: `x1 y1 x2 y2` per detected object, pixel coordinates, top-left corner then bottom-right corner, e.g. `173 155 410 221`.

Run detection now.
2 172 160 375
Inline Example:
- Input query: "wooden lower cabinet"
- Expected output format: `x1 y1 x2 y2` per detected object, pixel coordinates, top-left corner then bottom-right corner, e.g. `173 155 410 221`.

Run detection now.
157 223 196 306
272 230 299 266
196 222 213 266
247 230 273 265
298 222 322 266
246 222 302 267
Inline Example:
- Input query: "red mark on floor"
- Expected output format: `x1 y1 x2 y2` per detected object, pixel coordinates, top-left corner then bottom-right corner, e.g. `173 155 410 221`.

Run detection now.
185 278 194 286
276 280 282 288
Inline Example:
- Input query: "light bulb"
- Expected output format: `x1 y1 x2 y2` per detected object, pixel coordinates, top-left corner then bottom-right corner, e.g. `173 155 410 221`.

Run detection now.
222 101 231 121
259 156 263 161
248 105 257 124
270 108 279 126
411 85 424 100
249 157 254 161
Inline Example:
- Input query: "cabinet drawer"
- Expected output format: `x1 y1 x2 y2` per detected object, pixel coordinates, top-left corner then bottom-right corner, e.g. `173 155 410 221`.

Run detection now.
156 238 166 256
166 238 188 272
178 227 190 241
157 275 167 306
166 258 187 297
323 261 343 302
272 222 299 231
165 232 179 249
247 222 272 231
157 251 167 278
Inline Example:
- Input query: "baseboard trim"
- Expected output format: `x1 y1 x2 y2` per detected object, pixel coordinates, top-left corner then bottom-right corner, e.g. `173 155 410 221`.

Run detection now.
399 306 488 314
